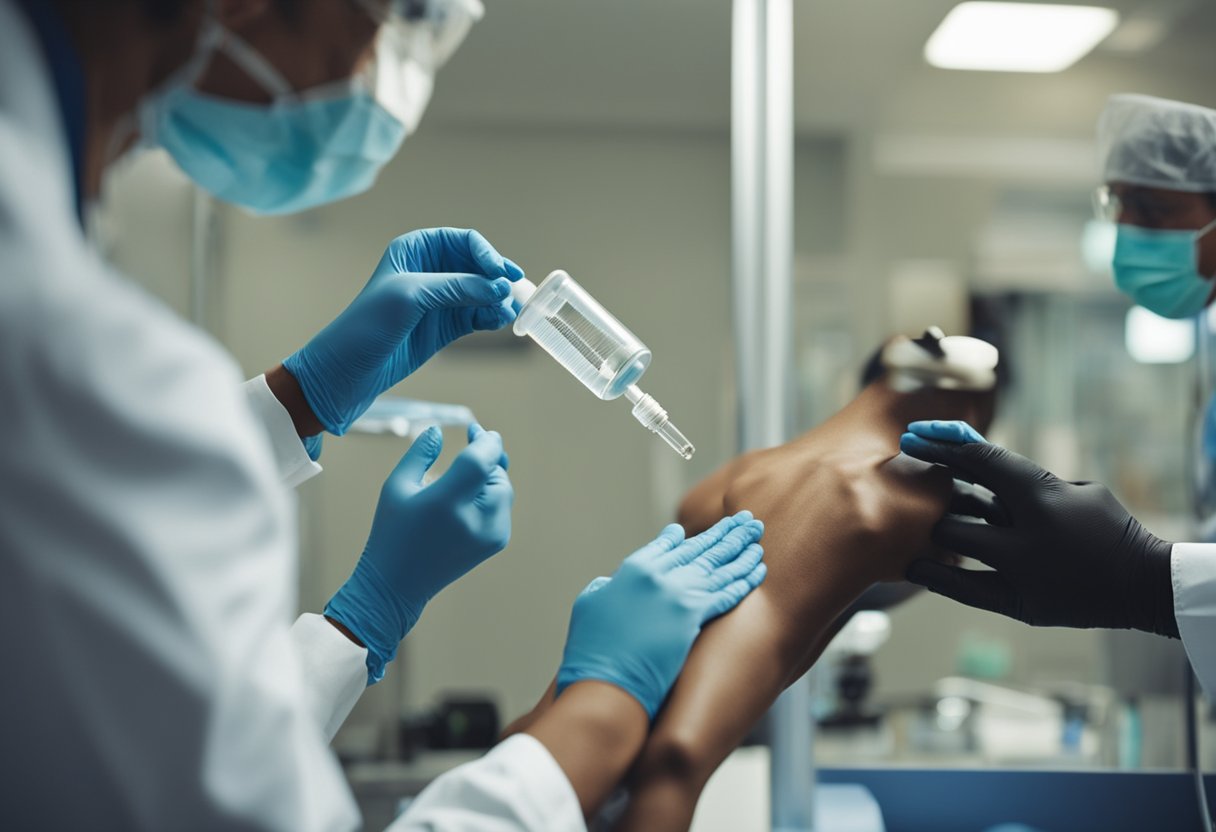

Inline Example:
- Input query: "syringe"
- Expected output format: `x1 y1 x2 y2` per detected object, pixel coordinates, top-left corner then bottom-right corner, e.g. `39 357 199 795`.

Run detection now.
509 270 695 460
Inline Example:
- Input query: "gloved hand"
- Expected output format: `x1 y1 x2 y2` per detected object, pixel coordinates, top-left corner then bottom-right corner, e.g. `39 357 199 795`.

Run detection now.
556 513 767 718
283 228 524 436
898 420 1178 637
326 422 513 682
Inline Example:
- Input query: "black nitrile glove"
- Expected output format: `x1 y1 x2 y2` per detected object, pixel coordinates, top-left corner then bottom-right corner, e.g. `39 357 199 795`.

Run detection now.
898 420 1178 638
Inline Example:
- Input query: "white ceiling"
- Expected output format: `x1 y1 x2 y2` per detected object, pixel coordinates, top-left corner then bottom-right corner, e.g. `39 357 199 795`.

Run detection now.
428 0 1216 137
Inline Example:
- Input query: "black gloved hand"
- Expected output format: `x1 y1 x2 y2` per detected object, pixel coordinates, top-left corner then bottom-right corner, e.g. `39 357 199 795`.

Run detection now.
898 420 1178 638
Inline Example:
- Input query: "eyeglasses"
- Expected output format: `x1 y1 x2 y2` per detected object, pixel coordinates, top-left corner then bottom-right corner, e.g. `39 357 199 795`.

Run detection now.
1091 185 1120 223
1092 184 1209 229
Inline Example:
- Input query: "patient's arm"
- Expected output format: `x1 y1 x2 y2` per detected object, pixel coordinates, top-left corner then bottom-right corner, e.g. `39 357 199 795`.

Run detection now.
613 379 993 831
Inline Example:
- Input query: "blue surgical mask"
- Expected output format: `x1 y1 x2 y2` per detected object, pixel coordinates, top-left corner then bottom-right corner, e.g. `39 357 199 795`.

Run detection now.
139 20 431 215
1112 219 1216 319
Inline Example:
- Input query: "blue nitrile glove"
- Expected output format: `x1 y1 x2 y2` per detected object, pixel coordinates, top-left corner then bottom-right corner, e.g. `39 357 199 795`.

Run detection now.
283 228 525 436
556 513 767 718
326 422 513 682
898 420 1177 638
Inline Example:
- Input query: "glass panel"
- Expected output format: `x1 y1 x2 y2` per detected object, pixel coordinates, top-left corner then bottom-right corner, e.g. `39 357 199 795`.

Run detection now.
793 0 1216 777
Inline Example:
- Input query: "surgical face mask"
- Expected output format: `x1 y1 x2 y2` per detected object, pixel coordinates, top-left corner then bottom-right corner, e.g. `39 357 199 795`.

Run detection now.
1112 218 1216 319
137 4 470 215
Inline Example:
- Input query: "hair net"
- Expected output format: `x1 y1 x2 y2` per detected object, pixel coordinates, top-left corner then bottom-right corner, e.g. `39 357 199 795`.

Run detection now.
1098 94 1216 193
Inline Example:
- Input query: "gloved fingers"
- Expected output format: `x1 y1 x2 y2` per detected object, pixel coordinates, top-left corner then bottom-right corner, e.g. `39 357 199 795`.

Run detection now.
704 562 768 621
470 303 517 332
438 427 506 498
704 543 765 590
387 425 444 491
949 480 1010 526
906 559 1018 618
503 257 526 281
682 520 764 573
455 228 526 281
576 576 612 599
412 273 513 311
900 429 1050 512
633 524 688 562
657 511 751 568
932 515 1015 570
906 420 987 444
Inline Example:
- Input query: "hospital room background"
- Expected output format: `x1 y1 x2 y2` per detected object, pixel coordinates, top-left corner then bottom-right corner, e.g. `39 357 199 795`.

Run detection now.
92 0 1216 823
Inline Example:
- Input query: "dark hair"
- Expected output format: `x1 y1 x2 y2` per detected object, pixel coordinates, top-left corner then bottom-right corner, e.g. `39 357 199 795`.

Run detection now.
138 0 191 24
130 0 302 25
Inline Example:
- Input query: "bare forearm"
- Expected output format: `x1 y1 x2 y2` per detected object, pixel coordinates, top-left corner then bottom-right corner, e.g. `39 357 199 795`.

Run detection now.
324 615 364 647
265 363 324 438
501 678 557 740
526 681 649 818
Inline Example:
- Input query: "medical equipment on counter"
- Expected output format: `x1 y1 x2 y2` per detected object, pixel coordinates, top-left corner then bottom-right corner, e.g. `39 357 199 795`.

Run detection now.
817 612 891 731
882 326 999 393
351 397 476 439
510 270 695 459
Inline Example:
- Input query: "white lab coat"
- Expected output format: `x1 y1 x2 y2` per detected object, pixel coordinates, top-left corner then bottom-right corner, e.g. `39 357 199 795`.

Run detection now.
1171 544 1216 696
0 2 581 828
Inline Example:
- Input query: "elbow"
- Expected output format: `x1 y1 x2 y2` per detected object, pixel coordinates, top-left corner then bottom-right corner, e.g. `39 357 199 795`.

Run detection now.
628 723 717 794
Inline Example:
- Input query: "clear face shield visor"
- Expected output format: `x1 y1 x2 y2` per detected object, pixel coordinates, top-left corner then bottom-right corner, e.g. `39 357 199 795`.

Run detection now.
353 0 484 128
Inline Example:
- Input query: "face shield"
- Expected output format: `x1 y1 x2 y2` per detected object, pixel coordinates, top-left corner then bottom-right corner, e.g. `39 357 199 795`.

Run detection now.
353 0 484 132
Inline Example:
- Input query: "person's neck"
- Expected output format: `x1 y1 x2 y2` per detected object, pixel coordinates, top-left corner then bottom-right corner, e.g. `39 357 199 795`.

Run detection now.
832 379 993 449
51 2 200 200
872 381 990 432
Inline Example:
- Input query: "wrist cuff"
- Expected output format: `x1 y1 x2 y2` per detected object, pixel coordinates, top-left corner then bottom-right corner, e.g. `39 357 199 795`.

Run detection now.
556 667 656 720
282 352 346 436
303 433 324 461
1142 536 1180 639
325 558 424 684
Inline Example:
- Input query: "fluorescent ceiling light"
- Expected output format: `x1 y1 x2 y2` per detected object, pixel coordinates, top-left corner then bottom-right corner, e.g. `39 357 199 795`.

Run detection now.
1125 306 1194 365
926 2 1120 73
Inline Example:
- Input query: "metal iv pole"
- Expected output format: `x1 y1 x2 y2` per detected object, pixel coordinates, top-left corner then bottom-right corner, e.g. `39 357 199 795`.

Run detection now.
732 0 814 829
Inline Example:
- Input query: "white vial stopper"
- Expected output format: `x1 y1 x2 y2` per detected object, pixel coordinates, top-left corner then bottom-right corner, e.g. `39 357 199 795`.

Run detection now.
510 277 537 307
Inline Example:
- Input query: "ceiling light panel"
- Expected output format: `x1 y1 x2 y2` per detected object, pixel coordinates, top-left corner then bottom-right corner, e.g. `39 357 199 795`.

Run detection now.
925 2 1120 73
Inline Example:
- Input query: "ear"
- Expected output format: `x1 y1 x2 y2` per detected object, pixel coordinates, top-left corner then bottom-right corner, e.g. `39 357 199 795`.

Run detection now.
215 0 274 29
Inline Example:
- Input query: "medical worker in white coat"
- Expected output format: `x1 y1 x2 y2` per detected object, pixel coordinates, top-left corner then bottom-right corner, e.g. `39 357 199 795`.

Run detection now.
895 95 1216 694
0 0 768 829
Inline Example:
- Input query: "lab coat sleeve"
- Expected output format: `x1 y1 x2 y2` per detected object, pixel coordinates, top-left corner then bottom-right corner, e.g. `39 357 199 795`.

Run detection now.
388 734 585 832
244 373 323 488
247 375 368 740
1173 543 1216 698
291 612 369 742
0 249 361 830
